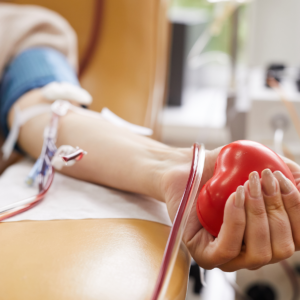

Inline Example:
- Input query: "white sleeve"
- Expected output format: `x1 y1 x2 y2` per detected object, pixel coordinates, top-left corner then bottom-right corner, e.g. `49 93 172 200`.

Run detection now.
0 3 78 78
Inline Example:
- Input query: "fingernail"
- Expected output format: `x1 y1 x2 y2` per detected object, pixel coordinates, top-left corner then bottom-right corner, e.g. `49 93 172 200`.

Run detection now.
261 169 276 196
235 185 245 208
249 171 261 198
274 171 293 194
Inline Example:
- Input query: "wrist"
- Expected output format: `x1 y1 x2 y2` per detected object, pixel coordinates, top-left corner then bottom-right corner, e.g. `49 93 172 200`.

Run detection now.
150 145 216 205
146 146 193 202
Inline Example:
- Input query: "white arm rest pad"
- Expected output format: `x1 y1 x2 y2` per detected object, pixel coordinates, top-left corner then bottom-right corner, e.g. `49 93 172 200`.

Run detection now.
0 158 171 226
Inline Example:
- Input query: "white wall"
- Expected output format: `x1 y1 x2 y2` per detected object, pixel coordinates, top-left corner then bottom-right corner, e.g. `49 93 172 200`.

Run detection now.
248 0 300 67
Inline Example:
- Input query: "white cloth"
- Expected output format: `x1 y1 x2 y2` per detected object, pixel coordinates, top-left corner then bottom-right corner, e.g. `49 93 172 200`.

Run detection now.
0 159 172 226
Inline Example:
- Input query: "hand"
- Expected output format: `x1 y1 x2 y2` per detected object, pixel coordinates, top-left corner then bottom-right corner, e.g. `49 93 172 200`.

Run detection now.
220 168 299 271
161 146 300 271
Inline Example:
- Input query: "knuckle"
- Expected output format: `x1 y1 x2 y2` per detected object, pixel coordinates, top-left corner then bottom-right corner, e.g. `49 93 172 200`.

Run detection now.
273 244 295 261
250 206 267 218
286 198 300 212
216 248 239 262
233 216 246 228
247 252 272 268
265 199 284 212
269 214 288 229
294 237 300 251
285 245 295 258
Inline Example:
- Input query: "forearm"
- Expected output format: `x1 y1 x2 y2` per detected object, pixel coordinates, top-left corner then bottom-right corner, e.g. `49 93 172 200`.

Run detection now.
8 89 194 201
56 113 177 201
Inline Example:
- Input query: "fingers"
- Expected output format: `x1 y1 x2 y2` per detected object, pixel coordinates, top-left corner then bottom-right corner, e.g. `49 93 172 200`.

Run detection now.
221 169 296 272
187 188 246 270
274 171 300 250
221 172 272 271
189 167 300 272
243 172 272 267
261 169 294 262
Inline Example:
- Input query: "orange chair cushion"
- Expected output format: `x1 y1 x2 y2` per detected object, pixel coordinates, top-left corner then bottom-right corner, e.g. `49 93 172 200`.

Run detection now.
0 219 190 300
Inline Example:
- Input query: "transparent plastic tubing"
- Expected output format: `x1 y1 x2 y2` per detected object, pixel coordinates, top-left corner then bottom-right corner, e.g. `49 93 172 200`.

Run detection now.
151 143 205 300
0 110 87 222
0 166 54 222
0 113 59 222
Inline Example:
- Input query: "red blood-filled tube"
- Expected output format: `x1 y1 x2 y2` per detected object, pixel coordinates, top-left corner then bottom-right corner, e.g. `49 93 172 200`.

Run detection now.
151 143 205 300
0 167 54 222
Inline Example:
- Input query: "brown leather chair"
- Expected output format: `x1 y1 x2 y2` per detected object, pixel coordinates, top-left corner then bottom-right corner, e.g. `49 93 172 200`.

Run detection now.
0 219 190 300
0 1 191 299
8 0 170 136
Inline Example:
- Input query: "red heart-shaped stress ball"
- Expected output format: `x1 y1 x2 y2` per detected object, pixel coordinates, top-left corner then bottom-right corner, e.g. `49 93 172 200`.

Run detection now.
196 140 296 237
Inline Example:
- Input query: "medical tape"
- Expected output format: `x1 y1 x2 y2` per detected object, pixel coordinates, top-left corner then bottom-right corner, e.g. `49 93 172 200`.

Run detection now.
51 145 79 170
41 82 92 105
2 104 52 160
70 106 153 136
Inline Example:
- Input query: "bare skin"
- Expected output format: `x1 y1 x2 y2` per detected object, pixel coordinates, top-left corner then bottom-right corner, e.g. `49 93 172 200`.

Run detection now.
7 88 300 271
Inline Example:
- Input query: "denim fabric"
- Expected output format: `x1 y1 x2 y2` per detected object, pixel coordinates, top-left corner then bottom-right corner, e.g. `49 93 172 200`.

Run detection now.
0 47 79 138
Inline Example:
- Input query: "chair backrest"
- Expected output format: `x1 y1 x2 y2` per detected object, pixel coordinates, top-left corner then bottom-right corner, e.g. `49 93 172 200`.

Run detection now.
9 0 170 136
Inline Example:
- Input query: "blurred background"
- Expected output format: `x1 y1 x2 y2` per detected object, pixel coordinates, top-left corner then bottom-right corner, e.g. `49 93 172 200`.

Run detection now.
3 0 300 299
165 1 300 299
163 0 300 167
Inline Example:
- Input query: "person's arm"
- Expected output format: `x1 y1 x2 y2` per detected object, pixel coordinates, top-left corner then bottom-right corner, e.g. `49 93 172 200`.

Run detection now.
8 88 300 271
9 88 190 202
